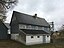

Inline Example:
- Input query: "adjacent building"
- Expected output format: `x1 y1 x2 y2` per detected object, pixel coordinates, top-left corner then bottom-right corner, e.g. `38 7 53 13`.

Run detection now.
0 21 8 39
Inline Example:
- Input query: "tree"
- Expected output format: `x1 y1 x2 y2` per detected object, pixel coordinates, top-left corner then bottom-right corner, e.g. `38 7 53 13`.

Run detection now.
57 25 64 38
0 0 18 22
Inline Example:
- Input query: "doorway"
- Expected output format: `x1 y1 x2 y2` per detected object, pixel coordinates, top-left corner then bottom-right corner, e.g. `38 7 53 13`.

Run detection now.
43 35 46 43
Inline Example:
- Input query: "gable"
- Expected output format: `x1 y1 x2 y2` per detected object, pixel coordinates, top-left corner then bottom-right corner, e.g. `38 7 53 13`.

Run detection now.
0 21 8 30
10 12 17 25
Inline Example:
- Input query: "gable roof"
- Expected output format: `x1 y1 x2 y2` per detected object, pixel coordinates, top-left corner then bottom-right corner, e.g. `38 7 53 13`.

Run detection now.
0 20 8 29
20 29 49 34
10 11 50 27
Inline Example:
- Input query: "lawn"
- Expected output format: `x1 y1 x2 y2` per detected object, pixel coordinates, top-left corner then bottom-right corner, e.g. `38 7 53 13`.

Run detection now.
0 39 64 48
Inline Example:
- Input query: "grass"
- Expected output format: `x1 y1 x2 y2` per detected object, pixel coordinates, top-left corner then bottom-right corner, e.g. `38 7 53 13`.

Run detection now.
0 39 64 48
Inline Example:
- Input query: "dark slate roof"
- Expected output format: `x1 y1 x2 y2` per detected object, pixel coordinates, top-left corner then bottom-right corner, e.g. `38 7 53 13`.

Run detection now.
11 11 49 27
4 23 10 29
0 21 8 29
20 29 49 34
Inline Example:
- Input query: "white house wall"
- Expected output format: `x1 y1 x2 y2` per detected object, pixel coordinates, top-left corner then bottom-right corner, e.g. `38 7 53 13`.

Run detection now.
26 35 43 45
11 34 50 45
46 35 50 43
43 35 50 43
11 34 26 44
26 35 50 45
11 34 19 40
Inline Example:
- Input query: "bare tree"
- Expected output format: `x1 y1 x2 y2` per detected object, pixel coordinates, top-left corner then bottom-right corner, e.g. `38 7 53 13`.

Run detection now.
59 25 64 32
0 0 18 22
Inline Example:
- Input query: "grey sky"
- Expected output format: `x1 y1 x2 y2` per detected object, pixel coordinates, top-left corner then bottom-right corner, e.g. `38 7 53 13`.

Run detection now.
5 0 64 31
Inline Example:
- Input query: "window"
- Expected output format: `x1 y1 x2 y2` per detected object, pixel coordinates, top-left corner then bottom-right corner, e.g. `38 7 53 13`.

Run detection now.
8 29 11 34
44 28 50 32
47 35 49 37
38 26 42 30
31 26 36 29
42 27 44 30
37 36 40 38
19 24 26 29
26 25 31 29
31 36 33 38
35 26 38 30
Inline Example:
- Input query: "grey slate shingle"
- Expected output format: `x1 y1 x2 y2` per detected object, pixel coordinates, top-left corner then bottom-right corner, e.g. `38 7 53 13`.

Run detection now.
12 11 49 27
20 29 49 34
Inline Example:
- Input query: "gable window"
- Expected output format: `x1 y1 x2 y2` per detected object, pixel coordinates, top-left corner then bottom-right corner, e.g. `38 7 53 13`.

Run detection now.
37 36 40 38
31 36 33 38
44 28 47 31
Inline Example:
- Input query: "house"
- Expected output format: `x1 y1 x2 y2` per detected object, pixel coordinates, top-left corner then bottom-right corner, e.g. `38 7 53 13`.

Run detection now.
0 20 8 39
10 11 51 45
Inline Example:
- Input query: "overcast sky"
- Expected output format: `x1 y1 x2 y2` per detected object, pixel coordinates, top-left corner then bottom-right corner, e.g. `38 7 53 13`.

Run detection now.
5 0 64 31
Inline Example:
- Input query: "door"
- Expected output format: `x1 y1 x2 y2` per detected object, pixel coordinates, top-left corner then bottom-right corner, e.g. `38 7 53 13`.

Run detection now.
43 35 46 43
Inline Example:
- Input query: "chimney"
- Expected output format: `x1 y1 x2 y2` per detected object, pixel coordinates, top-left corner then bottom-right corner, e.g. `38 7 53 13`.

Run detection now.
33 14 37 18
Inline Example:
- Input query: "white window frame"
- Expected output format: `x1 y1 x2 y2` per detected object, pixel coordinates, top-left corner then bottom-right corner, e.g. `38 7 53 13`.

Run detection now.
26 25 32 29
19 24 26 29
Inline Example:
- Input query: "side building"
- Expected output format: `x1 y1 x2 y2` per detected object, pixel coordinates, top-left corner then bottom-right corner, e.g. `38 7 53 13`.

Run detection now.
0 21 8 39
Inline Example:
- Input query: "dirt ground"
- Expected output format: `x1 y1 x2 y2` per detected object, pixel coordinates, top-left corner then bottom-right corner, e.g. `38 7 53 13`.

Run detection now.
0 39 64 48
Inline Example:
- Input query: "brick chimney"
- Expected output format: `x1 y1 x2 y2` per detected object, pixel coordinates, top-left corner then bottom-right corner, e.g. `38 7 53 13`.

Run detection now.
33 14 37 18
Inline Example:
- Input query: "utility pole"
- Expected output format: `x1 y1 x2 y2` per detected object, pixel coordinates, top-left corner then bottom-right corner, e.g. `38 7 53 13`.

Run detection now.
49 22 54 43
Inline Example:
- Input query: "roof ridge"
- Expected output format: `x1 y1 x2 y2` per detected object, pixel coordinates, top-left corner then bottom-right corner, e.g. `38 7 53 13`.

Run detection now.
11 11 49 27
13 11 44 19
13 11 32 17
